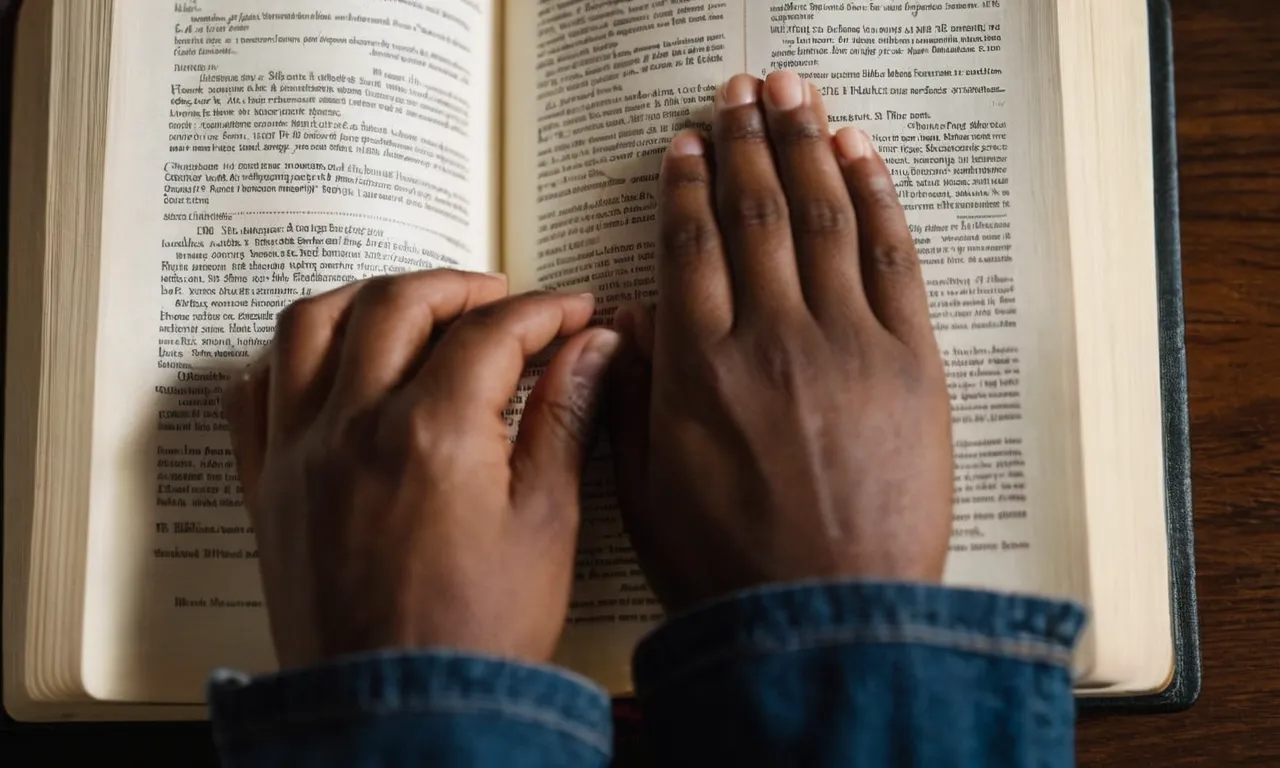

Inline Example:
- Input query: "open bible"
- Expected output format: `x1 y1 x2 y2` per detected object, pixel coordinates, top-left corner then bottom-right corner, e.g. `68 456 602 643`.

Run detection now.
4 0 1194 722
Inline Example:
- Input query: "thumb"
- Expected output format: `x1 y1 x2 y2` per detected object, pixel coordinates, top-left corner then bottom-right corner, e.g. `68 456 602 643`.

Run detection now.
511 328 622 511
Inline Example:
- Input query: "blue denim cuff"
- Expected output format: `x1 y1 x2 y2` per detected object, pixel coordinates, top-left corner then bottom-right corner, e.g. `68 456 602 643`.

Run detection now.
208 650 612 762
633 580 1087 696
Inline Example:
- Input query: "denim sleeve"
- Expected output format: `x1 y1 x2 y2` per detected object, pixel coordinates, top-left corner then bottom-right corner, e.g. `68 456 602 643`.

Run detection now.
207 583 1081 767
207 650 612 768
632 581 1086 768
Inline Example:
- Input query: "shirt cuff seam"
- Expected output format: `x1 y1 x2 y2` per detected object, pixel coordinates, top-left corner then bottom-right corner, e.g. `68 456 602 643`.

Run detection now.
214 695 613 756
208 651 613 756
632 581 1086 698
639 620 1074 700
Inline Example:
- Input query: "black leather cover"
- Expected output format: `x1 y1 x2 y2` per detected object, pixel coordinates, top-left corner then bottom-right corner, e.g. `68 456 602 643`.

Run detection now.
1077 0 1202 714
0 0 1199 752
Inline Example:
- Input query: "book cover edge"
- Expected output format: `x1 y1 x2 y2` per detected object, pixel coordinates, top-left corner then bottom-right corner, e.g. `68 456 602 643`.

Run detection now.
1076 0 1202 715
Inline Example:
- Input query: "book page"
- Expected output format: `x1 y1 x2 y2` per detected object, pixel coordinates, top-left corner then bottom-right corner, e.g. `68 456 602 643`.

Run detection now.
1053 0 1169 693
82 0 499 703
746 4 1086 600
504 0 745 692
505 1 1090 690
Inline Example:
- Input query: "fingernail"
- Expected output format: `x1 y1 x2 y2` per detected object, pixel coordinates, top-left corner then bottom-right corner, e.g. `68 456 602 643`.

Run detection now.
573 329 622 383
764 71 806 111
835 127 873 162
715 74 758 110
668 130 705 157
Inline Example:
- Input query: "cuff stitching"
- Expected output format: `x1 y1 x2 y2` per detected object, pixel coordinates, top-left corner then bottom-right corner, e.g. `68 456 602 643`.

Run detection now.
216 695 612 756
641 621 1074 699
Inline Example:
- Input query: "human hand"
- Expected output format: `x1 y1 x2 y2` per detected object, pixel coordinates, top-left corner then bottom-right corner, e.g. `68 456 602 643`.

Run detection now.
223 271 620 669
609 72 953 614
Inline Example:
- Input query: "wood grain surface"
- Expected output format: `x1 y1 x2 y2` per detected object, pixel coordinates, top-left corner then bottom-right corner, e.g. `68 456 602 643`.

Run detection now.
1077 0 1280 764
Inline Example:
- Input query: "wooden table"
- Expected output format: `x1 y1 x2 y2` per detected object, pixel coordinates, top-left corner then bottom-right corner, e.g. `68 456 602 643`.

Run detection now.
1077 1 1280 764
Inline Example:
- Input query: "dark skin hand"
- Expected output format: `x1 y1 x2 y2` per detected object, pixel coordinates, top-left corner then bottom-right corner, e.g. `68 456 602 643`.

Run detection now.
611 71 953 613
223 273 622 667
223 71 952 668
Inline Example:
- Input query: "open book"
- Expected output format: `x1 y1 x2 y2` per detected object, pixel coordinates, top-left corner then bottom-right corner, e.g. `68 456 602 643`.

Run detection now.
5 0 1177 722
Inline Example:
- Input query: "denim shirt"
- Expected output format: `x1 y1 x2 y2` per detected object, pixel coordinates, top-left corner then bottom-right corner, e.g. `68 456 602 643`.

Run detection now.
208 582 1085 767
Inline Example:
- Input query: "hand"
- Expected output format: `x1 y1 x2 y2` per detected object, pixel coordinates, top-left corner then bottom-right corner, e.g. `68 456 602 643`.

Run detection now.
609 72 953 614
223 271 621 669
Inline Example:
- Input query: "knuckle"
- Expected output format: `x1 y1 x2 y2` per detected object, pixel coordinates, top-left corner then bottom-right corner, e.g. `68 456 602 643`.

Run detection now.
793 198 855 236
849 335 925 381
863 175 904 211
888 348 927 390
865 245 920 276
361 403 443 468
718 110 769 145
662 157 711 191
451 292 539 332
734 322 828 395
518 289 554 304
878 345 942 402
274 296 323 339
442 299 517 345
749 335 804 392
404 407 443 457
358 273 414 306
455 298 505 327
704 351 740 393
671 347 734 396
776 116 827 148
445 313 497 348
302 418 363 478
660 215 720 259
724 192 789 231
544 394 591 445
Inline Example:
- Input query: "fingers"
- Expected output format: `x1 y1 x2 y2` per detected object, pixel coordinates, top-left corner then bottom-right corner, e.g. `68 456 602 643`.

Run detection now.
712 74 803 317
327 270 509 412
416 292 597 414
657 130 733 339
834 127 935 350
762 72 872 324
269 280 366 439
223 350 271 505
615 302 655 360
510 328 621 512
608 307 655 552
